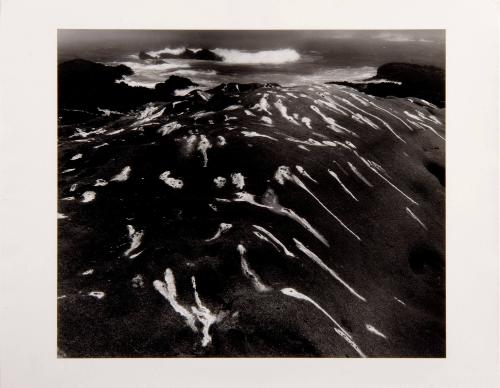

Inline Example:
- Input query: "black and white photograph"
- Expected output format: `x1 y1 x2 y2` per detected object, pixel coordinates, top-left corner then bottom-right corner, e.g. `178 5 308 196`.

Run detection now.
57 29 446 358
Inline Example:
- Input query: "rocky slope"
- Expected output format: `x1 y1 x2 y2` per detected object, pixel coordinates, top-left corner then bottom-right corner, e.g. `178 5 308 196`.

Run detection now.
58 81 445 357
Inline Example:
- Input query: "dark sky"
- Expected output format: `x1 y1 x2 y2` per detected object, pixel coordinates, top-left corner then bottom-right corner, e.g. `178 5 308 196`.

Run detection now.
59 29 444 51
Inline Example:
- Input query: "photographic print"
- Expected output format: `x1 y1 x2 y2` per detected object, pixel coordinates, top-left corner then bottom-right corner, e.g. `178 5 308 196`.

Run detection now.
57 29 445 358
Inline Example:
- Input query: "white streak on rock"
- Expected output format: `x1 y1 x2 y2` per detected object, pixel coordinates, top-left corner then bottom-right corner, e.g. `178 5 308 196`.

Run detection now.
111 166 131 182
159 171 184 189
241 131 277 141
260 116 273 125
281 287 366 357
216 136 226 146
405 207 428 230
106 128 125 136
252 93 272 115
62 168 75 174
366 324 387 339
238 244 271 292
197 135 212 167
88 291 105 299
70 184 77 192
71 153 83 160
223 105 242 111
231 172 245 189
153 269 198 331
253 225 295 258
57 213 68 219
394 297 406 306
158 121 182 136
81 191 96 203
275 166 361 241
213 176 226 188
274 99 299 124
191 276 217 347
293 239 366 302
93 142 109 149
62 197 75 201
301 116 312 129
295 165 318 184
244 109 256 116
124 224 144 257
310 105 344 133
94 179 108 186
81 269 94 276
347 162 373 187
206 223 232 241
354 151 419 205
298 145 310 151
328 169 358 201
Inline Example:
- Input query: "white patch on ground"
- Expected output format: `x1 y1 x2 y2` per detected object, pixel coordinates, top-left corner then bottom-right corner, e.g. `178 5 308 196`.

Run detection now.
111 166 131 182
241 131 277 141
328 169 358 201
191 276 217 347
301 116 312 129
81 269 94 276
351 113 380 129
71 153 83 160
197 135 212 167
88 291 105 299
159 171 184 189
298 145 310 151
295 165 318 184
260 116 273 125
366 324 387 339
206 223 232 241
153 269 198 331
94 179 108 187
216 136 226 146
231 172 245 189
81 191 96 203
252 225 295 258
62 197 75 201
251 93 272 115
158 121 182 136
62 168 75 174
281 287 366 357
213 176 226 188
294 238 366 302
347 162 373 187
274 99 299 124
70 184 77 192
208 203 218 212
57 213 68 219
134 105 166 126
286 92 298 99
274 166 361 241
405 207 428 230
124 225 144 257
237 244 271 292
244 110 256 116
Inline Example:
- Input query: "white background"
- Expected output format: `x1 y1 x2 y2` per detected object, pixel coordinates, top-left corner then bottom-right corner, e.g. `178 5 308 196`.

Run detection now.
0 0 498 387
